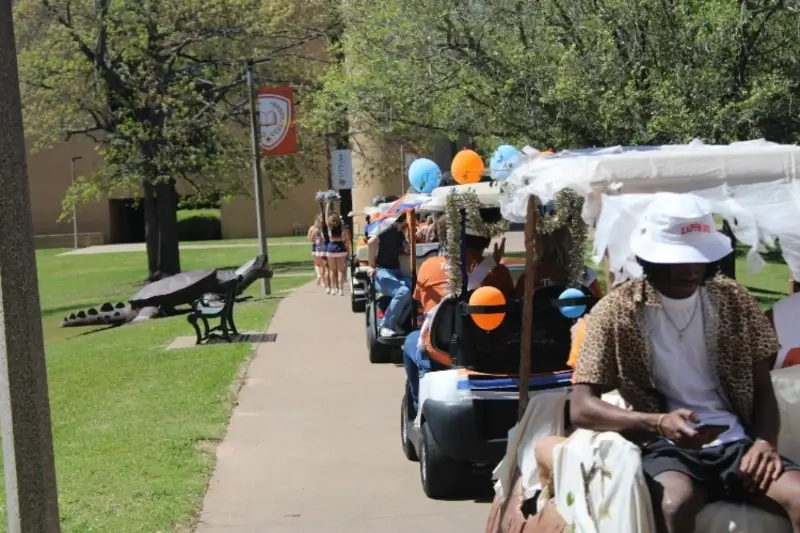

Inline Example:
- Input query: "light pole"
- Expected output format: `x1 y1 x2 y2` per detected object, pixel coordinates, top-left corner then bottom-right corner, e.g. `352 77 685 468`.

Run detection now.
246 58 272 296
70 156 82 249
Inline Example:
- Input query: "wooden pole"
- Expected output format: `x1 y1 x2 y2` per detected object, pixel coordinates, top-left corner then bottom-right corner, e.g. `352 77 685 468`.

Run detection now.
518 197 538 419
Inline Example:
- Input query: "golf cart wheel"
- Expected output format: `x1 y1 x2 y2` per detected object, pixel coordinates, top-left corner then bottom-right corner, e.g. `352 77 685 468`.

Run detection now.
420 422 469 499
351 298 366 313
366 303 391 363
369 340 392 364
401 393 418 462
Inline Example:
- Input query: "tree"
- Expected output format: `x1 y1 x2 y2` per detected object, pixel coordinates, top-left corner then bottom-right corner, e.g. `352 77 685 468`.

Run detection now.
313 0 800 154
14 0 331 278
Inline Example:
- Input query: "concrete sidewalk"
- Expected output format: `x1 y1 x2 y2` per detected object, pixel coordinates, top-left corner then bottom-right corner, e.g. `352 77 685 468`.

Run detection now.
193 282 490 533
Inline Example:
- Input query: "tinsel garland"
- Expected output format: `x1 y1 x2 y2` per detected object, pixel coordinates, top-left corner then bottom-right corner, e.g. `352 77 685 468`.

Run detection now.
444 189 509 294
536 189 588 284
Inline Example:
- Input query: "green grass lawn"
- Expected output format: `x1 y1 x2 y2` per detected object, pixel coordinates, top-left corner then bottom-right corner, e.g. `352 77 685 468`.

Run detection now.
0 244 315 533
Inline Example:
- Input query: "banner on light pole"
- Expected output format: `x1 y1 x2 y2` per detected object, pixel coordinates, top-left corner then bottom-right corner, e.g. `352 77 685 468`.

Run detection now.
258 85 298 157
331 149 353 190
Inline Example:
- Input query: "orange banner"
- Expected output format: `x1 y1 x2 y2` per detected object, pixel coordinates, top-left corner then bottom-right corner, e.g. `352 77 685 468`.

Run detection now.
258 85 298 157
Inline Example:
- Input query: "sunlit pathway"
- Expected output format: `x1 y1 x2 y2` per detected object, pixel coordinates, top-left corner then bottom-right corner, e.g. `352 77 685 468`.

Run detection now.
193 281 491 533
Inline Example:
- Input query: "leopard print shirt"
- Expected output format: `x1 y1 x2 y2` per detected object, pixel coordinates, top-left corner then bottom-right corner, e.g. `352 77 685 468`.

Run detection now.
573 274 779 443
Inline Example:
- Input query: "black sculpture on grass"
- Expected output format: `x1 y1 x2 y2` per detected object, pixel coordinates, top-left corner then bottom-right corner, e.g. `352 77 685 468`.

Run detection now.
61 255 271 328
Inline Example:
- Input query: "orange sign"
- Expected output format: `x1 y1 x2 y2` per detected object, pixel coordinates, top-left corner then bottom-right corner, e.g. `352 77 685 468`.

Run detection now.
258 86 298 156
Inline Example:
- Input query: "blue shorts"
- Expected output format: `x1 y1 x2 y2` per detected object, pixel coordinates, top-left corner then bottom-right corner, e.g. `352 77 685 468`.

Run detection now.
326 241 347 258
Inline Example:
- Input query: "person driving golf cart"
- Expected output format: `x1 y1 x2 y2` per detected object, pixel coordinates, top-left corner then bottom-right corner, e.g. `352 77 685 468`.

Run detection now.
403 214 516 416
367 213 411 337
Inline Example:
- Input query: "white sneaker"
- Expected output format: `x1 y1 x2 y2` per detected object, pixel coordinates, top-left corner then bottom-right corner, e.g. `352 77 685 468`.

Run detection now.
325 288 331 294
379 327 397 337
339 289 345 296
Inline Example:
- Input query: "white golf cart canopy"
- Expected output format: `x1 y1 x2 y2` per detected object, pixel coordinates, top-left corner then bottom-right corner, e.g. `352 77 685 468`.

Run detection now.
500 139 800 283
420 181 503 213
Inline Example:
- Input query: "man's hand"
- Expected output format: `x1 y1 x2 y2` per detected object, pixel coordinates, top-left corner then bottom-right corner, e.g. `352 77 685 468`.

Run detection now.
739 439 783 492
366 266 375 278
657 409 702 447
492 238 506 264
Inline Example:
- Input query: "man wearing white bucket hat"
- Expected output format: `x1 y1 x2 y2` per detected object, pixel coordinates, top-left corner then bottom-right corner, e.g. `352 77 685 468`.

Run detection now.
568 193 800 533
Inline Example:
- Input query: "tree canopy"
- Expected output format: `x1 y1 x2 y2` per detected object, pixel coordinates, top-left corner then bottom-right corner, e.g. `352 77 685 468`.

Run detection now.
313 0 800 153
14 0 333 276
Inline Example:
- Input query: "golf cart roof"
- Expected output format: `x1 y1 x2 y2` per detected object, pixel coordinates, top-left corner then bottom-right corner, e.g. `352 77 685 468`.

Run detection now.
421 182 502 213
500 138 800 283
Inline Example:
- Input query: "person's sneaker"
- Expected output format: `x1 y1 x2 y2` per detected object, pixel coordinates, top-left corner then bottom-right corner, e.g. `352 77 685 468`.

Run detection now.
379 327 397 337
325 288 331 294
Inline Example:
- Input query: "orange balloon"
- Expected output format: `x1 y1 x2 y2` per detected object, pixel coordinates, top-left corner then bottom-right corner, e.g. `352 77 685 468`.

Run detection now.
469 286 507 331
451 150 485 184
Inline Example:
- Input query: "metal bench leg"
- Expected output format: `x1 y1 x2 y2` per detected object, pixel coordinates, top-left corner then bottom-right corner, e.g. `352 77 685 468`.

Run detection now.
227 308 238 336
188 315 203 345
220 317 231 342
201 317 211 337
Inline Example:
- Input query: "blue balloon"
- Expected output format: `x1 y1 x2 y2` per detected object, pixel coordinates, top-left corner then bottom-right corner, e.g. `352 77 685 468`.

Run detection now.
558 288 587 319
408 158 442 193
490 145 522 181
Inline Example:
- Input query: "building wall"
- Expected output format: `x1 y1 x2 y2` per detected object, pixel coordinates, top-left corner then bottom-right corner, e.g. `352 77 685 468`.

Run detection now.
220 172 330 239
27 136 110 241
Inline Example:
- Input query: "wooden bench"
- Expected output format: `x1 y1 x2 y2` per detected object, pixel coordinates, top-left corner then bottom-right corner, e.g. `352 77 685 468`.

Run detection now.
187 275 241 345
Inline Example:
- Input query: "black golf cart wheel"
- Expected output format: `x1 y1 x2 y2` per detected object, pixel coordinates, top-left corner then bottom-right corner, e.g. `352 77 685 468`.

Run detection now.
420 422 468 499
369 340 392 364
401 393 419 462
366 303 391 363
351 297 366 313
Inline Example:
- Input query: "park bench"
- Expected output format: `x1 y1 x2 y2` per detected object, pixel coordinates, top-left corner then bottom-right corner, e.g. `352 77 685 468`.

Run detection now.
187 275 241 345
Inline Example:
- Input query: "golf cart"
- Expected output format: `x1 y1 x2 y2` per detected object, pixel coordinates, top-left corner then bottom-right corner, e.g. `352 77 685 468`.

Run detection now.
485 140 800 533
349 203 385 313
400 181 599 499
363 194 441 364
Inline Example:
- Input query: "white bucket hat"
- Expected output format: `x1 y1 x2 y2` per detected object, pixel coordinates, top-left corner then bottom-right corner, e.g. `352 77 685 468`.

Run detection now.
629 193 733 264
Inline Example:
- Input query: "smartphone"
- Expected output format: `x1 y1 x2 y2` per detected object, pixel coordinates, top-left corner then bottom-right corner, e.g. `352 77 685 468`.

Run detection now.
694 424 729 442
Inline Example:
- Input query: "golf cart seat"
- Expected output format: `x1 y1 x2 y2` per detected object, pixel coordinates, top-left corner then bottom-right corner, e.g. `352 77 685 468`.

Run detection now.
447 283 598 377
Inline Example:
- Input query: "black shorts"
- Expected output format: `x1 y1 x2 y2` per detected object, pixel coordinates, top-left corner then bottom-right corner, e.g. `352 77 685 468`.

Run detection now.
642 438 800 502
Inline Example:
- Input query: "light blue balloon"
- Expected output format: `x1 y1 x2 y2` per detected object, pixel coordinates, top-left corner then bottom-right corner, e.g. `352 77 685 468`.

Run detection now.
408 158 442 194
490 145 522 181
558 288 587 319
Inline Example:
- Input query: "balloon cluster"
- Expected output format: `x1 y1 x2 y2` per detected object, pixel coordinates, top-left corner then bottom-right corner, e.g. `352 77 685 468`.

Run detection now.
408 143 543 191
449 144 524 185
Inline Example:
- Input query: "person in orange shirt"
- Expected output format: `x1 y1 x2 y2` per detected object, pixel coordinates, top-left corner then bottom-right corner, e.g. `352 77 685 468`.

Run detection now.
402 216 516 415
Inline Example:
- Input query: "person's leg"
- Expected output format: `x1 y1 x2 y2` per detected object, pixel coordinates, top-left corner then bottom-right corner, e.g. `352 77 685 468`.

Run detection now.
535 436 568 491
323 258 333 293
745 464 800 532
334 256 346 294
328 256 339 294
314 256 323 286
647 471 707 533
375 269 411 333
641 442 708 533
402 330 422 413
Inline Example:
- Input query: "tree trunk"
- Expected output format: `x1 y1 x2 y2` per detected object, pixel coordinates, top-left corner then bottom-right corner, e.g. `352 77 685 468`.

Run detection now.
142 180 161 280
155 179 181 276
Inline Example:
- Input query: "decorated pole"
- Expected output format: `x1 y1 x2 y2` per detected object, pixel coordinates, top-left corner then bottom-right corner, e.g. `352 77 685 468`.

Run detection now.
518 196 538 419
